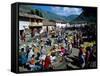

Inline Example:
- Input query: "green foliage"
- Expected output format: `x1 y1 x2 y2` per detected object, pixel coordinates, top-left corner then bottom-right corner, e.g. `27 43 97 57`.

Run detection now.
31 9 43 17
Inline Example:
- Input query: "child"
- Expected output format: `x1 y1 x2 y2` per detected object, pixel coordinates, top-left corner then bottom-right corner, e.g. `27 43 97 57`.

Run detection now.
79 45 86 68
41 46 46 55
59 47 65 62
68 41 72 55
19 48 27 67
44 56 52 70
60 47 65 56
27 47 34 62
29 54 35 71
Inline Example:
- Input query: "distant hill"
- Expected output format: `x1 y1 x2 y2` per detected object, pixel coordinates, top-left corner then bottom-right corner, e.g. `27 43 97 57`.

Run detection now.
40 10 68 22
66 15 79 22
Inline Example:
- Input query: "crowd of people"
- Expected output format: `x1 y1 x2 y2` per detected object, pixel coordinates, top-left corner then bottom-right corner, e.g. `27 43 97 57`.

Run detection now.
19 26 97 71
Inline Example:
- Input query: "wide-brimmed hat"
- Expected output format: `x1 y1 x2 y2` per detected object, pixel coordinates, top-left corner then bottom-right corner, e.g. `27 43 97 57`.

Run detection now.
80 44 84 48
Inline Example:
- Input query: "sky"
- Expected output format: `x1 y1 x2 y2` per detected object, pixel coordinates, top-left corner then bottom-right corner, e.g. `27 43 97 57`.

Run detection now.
32 5 83 17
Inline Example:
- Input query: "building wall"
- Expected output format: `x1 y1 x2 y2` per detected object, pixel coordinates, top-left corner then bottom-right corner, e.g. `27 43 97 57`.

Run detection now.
19 21 30 30
31 22 43 26
19 21 43 30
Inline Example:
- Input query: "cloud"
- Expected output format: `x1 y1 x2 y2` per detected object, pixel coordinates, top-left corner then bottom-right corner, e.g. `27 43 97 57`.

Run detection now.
51 6 62 12
51 7 83 17
63 7 82 14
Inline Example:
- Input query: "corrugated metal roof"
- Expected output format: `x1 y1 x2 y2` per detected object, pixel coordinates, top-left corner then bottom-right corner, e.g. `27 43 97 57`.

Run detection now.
19 12 44 20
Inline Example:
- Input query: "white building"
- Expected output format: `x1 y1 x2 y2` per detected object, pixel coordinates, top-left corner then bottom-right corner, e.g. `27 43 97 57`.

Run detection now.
55 20 67 28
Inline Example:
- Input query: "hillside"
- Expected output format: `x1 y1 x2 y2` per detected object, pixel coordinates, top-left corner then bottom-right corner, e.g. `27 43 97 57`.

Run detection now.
71 7 97 23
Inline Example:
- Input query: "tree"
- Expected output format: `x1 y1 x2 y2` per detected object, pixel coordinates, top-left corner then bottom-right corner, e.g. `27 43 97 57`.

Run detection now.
35 9 40 16
39 11 43 17
30 9 43 17
30 10 36 15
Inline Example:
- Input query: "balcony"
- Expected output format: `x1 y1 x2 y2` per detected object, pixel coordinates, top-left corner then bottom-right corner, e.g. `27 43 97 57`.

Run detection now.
29 22 43 27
